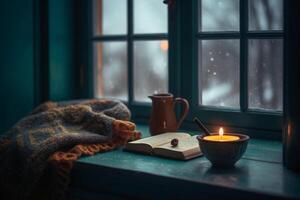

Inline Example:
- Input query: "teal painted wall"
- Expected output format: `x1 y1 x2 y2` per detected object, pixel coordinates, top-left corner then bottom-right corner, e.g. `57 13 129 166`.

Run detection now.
49 0 76 101
0 0 35 133
0 0 79 133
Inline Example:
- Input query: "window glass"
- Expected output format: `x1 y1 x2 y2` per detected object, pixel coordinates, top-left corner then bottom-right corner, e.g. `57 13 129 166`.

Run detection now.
248 39 283 110
199 0 239 32
94 42 128 100
93 0 127 35
249 0 283 31
134 0 168 34
199 40 240 108
134 40 168 102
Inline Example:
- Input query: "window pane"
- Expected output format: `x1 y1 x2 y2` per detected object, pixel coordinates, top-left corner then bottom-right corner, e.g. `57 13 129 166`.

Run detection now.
248 39 283 111
93 0 127 35
199 0 239 32
94 42 128 100
249 0 283 31
134 0 167 34
134 40 168 102
199 40 240 108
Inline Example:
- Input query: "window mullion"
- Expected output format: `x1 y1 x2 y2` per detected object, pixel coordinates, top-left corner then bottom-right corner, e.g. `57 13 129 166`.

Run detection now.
168 0 180 97
181 0 196 120
240 0 248 112
128 0 134 105
132 34 168 40
91 35 127 41
196 32 240 39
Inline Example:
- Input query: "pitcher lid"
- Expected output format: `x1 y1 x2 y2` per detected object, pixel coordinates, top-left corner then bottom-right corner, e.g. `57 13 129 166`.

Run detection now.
148 93 173 99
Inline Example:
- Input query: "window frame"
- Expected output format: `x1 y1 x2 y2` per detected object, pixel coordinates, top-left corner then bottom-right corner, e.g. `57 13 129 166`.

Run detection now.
181 0 283 139
86 0 284 140
87 0 170 119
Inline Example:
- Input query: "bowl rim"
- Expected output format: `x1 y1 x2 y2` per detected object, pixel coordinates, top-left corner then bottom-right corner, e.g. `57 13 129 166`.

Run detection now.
197 133 250 143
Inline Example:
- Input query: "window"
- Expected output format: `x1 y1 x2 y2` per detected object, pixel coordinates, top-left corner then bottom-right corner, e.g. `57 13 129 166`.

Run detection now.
91 0 168 104
90 0 284 138
196 0 283 111
190 0 283 136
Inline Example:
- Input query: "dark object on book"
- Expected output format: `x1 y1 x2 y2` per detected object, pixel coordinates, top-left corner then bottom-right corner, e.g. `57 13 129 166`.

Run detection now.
193 117 210 136
149 93 189 135
171 138 179 147
0 99 140 200
125 132 202 160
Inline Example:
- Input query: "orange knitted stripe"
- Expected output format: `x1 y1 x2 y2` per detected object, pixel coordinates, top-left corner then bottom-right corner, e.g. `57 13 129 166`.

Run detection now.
47 119 141 196
46 120 141 199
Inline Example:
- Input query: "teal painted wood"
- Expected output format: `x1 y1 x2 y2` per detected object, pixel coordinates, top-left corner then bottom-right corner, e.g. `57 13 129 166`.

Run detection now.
0 0 35 133
48 0 76 101
71 125 299 199
127 0 134 107
0 0 79 133
34 0 50 104
283 0 300 171
72 158 296 200
85 0 94 99
73 0 89 99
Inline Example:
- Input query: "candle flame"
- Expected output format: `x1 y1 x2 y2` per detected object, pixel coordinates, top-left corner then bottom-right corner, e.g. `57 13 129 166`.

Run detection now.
219 127 224 137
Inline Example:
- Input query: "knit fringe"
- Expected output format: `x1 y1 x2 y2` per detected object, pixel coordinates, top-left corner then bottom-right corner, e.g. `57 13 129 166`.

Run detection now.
47 120 141 199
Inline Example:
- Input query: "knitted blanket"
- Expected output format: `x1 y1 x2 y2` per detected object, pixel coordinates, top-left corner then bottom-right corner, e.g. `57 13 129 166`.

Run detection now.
0 99 141 200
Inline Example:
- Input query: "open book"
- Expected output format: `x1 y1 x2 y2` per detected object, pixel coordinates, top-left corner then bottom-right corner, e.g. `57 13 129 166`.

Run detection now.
124 132 202 160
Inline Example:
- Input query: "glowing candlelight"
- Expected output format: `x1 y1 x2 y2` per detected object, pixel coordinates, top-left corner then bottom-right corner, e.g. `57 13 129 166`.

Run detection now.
219 127 224 138
203 127 240 142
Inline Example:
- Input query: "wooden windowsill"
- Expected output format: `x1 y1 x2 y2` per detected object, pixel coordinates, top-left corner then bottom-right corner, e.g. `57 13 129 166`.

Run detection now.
69 124 300 199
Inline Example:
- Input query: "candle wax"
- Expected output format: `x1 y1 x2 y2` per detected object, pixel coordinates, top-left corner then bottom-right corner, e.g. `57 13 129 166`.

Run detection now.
203 135 240 142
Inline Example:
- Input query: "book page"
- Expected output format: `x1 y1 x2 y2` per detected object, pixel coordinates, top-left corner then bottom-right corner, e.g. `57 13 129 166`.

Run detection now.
153 135 202 160
128 132 191 148
155 135 199 152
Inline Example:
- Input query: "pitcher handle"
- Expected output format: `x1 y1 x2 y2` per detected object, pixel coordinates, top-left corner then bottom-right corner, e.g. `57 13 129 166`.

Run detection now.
174 98 189 130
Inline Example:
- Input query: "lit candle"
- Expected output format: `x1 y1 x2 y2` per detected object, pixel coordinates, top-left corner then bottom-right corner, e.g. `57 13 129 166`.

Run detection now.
203 127 240 142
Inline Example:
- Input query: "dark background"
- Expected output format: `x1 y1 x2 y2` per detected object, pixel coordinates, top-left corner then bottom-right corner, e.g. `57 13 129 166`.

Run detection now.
0 0 85 133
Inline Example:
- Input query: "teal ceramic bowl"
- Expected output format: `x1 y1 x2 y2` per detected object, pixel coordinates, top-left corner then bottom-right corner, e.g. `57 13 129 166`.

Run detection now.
197 133 250 168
